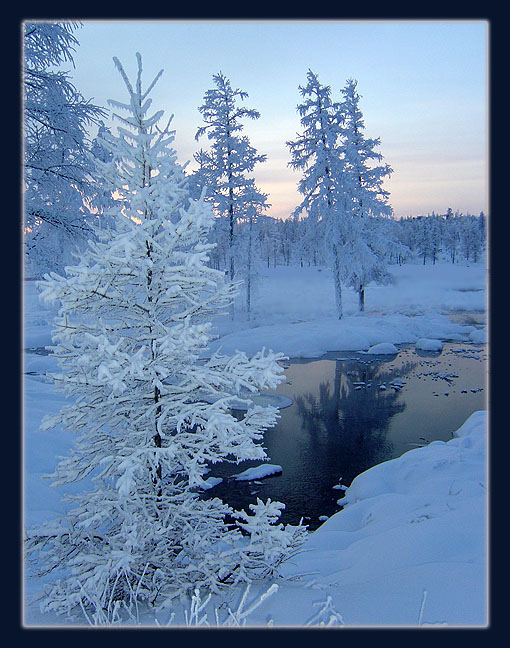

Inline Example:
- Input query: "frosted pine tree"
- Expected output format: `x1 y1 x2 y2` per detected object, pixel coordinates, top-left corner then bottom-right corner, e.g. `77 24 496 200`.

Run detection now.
459 214 484 263
335 79 394 311
288 72 395 314
189 149 230 270
429 215 442 264
287 70 346 317
195 72 268 283
415 216 434 264
25 53 304 622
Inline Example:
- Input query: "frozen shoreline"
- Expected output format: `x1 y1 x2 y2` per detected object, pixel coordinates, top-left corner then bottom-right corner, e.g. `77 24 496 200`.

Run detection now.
24 262 487 361
22 260 488 627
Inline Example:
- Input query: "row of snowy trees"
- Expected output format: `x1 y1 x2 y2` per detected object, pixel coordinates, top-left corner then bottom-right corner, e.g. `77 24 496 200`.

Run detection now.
186 69 396 318
241 209 486 270
23 24 486 308
397 210 486 265
22 24 395 320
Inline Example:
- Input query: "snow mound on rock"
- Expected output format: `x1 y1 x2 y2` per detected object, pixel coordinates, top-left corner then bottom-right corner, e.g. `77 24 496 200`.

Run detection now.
469 329 486 344
415 338 443 351
248 393 293 409
233 464 283 481
366 342 399 355
201 477 223 490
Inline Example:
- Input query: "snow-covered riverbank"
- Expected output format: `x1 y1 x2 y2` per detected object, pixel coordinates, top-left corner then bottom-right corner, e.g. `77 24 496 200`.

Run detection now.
269 409 488 626
22 260 488 627
24 261 487 356
163 409 487 627
24 408 487 627
204 262 487 358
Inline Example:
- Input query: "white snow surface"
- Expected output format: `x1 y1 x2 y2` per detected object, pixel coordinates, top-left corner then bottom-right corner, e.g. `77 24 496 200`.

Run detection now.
415 337 444 352
201 476 223 490
469 328 487 344
23 260 488 626
366 342 399 354
24 262 486 358
233 463 283 481
203 262 486 359
269 410 487 626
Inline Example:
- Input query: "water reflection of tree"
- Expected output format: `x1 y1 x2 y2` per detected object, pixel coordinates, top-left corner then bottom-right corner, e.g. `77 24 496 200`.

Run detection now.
295 358 415 485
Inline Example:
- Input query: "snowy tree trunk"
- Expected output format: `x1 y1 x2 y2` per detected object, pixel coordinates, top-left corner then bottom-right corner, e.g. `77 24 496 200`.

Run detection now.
228 186 235 319
246 210 253 319
146 240 163 499
229 202 235 280
332 246 343 319
358 286 365 312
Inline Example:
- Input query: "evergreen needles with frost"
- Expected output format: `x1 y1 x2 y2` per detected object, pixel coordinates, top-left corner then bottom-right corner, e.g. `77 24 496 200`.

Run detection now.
25 53 306 622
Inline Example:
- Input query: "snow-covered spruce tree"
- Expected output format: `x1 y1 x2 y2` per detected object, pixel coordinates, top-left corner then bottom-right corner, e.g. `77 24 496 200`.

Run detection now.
374 215 410 265
287 70 346 317
335 78 394 311
257 215 280 269
25 53 305 621
23 21 106 276
478 211 487 253
195 72 268 284
429 214 442 265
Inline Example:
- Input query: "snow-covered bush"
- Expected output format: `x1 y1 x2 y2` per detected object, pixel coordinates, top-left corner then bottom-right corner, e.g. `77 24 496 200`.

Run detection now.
25 53 305 622
233 499 309 580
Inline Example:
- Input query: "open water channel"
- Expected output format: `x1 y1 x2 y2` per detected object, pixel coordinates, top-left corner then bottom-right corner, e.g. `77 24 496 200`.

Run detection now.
208 336 488 531
24 314 488 533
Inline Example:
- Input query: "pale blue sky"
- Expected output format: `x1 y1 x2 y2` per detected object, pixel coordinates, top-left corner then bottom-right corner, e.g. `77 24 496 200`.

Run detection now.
66 19 488 219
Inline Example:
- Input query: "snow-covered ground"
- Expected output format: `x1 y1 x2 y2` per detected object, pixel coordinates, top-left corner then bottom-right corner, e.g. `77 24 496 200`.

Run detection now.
24 261 487 358
22 260 488 627
209 261 487 358
164 409 486 627
270 410 487 626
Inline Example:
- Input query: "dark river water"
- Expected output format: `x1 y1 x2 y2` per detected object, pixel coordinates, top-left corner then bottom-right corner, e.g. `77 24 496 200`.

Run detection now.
207 340 488 530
